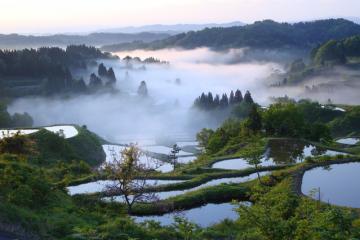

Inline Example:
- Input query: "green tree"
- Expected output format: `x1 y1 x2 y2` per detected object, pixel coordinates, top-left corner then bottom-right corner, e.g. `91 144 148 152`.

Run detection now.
196 128 214 148
246 105 262 132
104 145 156 213
263 103 305 137
244 90 254 104
242 141 264 183
169 144 181 169
313 40 346 66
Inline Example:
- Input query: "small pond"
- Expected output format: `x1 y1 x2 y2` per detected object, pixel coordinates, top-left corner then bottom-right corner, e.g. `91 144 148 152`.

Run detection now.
175 141 199 148
212 139 346 170
102 145 174 173
336 138 359 145
108 171 269 202
178 155 197 164
141 145 193 156
0 125 78 139
302 162 360 208
67 179 185 196
133 202 243 227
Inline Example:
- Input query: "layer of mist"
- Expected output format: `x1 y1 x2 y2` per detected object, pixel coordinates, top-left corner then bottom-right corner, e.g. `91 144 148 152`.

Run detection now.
9 47 358 143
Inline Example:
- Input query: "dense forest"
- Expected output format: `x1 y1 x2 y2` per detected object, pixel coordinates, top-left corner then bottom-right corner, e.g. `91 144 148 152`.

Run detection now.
101 19 360 51
272 34 360 85
0 45 118 97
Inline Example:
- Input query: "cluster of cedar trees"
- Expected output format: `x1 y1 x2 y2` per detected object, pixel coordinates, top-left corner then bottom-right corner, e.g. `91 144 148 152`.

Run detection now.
88 63 116 89
193 89 254 110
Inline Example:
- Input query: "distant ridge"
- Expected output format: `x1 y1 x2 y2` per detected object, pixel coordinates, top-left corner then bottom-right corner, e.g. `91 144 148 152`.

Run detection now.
96 21 245 34
101 18 360 52
0 32 170 49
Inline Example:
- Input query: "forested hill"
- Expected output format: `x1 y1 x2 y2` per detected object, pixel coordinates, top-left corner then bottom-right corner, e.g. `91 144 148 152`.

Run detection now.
272 35 360 85
101 19 360 51
0 32 170 49
311 35 360 66
0 45 118 97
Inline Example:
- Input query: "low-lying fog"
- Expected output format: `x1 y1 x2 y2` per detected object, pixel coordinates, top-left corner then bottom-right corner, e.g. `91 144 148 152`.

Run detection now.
8 48 357 143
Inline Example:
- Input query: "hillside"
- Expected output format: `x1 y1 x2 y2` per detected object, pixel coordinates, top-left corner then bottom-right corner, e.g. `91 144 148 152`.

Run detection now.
28 125 106 167
0 32 170 49
271 35 360 86
101 19 360 51
0 45 118 98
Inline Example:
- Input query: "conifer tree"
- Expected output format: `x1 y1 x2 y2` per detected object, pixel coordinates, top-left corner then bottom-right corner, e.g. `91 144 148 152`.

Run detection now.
214 94 220 108
244 90 254 104
107 67 116 84
229 90 235 105
234 89 243 103
98 63 107 77
137 81 148 97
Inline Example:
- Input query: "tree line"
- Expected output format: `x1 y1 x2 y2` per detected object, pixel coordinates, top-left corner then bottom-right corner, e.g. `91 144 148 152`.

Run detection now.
193 89 253 111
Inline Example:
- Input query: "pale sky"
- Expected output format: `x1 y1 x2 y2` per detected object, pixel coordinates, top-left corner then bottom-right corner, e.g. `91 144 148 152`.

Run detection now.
0 0 359 34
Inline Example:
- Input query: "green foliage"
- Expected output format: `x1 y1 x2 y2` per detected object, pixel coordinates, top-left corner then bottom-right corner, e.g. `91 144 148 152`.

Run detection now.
0 132 36 155
242 140 265 167
330 106 360 136
306 122 332 142
343 35 360 57
205 119 244 154
235 180 356 240
196 128 214 148
67 126 106 166
232 102 254 119
245 105 262 132
29 129 78 166
310 35 360 67
263 103 305 137
201 100 336 157
28 126 105 167
172 217 200 240
263 102 332 141
297 100 344 123
313 40 346 66
48 160 92 183
0 159 52 209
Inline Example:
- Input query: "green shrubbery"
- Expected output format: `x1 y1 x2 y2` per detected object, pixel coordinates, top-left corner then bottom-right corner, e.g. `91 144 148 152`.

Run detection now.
330 106 360 136
236 180 357 240
200 101 337 156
